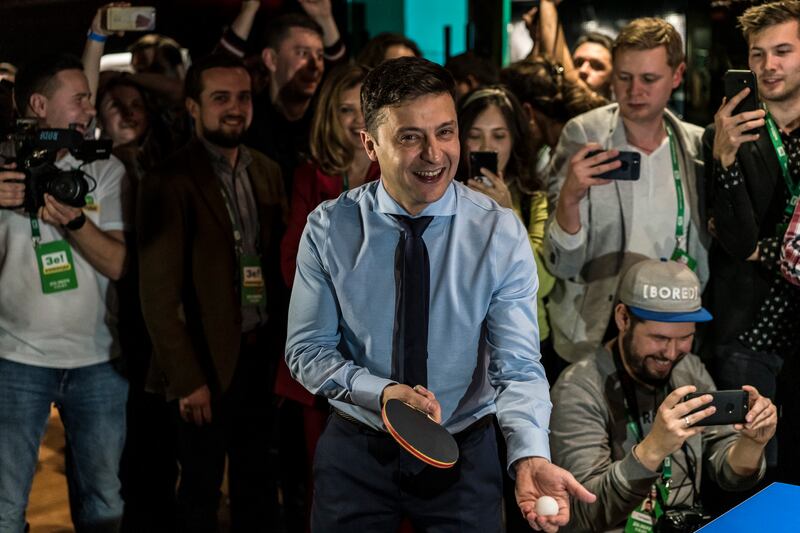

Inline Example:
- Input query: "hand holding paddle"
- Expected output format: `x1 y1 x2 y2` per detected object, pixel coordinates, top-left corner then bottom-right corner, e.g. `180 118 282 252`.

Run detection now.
515 457 596 532
380 384 459 469
381 383 441 423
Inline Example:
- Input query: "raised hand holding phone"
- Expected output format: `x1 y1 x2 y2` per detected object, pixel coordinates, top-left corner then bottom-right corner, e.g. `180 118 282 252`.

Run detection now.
713 70 767 169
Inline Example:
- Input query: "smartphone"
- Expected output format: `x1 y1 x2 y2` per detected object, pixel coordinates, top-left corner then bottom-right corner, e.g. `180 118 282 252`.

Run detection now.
104 6 157 32
585 150 641 181
684 389 749 426
723 69 759 116
468 151 498 187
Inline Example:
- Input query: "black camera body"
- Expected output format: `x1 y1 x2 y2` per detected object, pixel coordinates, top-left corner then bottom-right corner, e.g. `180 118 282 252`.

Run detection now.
655 506 711 532
1 120 111 214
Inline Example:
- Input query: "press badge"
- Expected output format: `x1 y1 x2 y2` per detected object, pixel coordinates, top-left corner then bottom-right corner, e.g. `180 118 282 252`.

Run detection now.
83 195 99 212
36 240 78 293
241 254 265 306
624 483 667 533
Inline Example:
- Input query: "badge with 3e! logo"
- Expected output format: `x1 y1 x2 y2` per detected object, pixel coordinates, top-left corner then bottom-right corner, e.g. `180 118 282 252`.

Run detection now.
83 195 99 212
36 240 78 293
240 254 264 305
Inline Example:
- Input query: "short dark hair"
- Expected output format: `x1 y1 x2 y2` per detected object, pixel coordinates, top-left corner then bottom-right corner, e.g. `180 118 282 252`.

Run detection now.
574 31 614 53
14 53 83 115
184 54 250 102
262 13 323 51
361 56 455 138
444 52 499 86
356 33 422 68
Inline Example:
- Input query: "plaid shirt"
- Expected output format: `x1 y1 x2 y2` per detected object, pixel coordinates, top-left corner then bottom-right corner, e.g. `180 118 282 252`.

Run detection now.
781 202 800 286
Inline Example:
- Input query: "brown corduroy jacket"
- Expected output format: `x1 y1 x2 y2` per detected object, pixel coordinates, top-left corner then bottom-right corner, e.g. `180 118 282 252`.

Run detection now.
137 138 287 400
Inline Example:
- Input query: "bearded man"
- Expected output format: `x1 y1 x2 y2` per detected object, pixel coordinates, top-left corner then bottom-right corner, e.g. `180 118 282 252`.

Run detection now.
138 54 287 532
548 259 777 532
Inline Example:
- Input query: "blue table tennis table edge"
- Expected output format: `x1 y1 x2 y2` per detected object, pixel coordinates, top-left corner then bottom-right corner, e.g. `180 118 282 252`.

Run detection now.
698 482 800 532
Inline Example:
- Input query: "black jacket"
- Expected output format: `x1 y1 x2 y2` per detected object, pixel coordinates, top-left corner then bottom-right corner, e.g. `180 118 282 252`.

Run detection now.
702 123 790 345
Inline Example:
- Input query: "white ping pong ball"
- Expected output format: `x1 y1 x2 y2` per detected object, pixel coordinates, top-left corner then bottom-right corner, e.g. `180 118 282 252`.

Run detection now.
535 495 559 516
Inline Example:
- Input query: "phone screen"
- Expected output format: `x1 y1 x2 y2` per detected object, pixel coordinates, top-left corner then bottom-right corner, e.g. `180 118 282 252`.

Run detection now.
469 151 498 180
723 70 759 116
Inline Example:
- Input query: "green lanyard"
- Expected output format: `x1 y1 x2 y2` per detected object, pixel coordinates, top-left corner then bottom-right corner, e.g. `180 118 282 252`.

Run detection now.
763 111 800 215
613 343 673 483
30 215 41 248
665 125 686 247
218 183 246 258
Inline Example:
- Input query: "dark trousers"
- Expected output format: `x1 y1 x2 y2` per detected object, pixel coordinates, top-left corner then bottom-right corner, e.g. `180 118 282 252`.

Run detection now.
311 412 503 533
173 333 280 533
120 389 178 533
713 341 784 467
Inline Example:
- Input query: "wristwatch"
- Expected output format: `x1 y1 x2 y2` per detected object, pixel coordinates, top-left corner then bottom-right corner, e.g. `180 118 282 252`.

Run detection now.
64 212 87 231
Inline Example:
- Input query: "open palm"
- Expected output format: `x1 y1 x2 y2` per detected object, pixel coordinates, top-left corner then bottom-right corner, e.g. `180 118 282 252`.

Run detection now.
515 458 596 532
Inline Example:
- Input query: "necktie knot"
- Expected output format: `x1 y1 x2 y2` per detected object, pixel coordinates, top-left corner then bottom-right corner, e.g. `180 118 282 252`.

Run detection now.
394 215 433 238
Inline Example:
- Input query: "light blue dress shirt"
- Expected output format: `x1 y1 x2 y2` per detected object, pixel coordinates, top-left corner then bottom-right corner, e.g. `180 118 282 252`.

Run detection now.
286 179 552 469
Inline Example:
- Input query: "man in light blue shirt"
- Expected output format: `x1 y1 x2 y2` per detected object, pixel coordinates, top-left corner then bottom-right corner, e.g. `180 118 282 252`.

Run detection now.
286 56 594 532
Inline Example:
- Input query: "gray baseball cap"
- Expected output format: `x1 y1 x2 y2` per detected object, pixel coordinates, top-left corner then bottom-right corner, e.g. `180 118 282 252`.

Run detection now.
618 259 712 323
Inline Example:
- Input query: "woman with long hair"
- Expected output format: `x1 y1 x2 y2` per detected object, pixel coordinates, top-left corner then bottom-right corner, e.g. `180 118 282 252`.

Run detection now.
280 63 379 285
457 85 554 359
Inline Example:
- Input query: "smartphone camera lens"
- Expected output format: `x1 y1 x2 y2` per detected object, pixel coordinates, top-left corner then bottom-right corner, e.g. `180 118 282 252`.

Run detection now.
725 402 735 414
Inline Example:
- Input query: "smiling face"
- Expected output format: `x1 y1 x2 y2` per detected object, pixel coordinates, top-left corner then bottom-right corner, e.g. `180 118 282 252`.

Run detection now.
612 46 684 126
99 84 149 147
361 92 459 215
748 20 800 104
337 83 365 151
573 42 613 92
33 69 96 134
618 305 695 387
465 104 512 175
187 66 252 148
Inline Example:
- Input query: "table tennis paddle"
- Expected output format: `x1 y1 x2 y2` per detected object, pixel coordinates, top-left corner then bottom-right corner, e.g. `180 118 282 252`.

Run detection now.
381 398 459 469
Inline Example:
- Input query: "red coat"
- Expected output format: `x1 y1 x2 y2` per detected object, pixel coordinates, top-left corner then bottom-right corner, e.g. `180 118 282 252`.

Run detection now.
276 160 380 405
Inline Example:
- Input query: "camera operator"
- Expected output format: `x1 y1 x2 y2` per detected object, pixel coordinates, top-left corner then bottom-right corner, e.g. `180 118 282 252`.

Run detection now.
0 54 128 531
549 259 776 532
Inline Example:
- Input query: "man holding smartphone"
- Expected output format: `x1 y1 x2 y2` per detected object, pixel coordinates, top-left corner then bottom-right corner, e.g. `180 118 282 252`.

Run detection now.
704 0 800 480
550 259 776 532
543 18 710 364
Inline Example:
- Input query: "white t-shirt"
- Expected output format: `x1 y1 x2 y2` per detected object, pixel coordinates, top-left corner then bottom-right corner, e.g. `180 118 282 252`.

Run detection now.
625 136 689 261
0 153 128 368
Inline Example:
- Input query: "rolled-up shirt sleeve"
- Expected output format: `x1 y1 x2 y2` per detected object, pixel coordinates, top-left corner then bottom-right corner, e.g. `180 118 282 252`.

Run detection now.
488 211 552 474
285 205 395 411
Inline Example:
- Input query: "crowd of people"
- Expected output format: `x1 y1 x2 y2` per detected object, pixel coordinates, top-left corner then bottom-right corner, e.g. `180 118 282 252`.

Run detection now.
0 0 799 532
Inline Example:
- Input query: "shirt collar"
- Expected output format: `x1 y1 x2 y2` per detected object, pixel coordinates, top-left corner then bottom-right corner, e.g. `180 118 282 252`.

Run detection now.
199 137 252 171
374 178 457 218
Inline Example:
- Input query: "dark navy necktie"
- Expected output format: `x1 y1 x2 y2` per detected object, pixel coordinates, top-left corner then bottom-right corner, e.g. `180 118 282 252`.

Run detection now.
392 215 434 388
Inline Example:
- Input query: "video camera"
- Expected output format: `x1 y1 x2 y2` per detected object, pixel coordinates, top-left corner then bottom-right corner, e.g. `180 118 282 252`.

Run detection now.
0 120 111 214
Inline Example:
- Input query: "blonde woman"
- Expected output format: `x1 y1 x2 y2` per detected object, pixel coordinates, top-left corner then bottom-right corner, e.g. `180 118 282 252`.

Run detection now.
280 63 379 285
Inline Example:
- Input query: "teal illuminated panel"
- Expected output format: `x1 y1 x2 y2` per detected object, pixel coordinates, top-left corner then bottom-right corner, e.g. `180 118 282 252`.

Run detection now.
404 0 467 64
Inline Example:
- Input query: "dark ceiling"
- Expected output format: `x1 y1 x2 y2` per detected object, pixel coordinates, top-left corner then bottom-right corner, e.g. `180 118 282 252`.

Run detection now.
0 0 304 68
